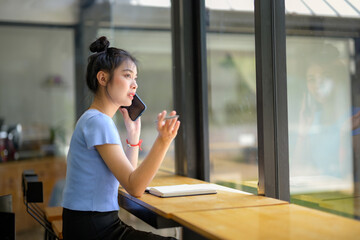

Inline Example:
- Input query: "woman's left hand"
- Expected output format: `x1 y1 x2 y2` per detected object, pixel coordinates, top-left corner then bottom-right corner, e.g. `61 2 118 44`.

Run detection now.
120 108 141 142
156 110 180 144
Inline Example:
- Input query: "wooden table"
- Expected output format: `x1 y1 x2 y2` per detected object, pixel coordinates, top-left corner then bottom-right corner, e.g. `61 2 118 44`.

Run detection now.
172 204 360 240
118 173 287 229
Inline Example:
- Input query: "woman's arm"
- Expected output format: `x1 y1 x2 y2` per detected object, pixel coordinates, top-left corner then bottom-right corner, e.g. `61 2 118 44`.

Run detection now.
121 107 141 169
96 110 180 197
125 143 139 169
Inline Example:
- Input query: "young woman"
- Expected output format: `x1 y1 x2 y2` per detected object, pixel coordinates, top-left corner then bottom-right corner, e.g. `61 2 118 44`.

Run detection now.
61 36 180 240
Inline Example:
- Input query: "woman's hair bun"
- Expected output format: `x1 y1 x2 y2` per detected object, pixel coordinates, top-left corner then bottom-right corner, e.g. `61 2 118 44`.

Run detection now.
89 36 110 53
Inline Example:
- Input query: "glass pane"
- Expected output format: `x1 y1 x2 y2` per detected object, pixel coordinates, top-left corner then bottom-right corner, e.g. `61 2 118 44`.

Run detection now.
107 1 174 171
347 0 360 11
286 0 360 219
302 0 337 16
285 0 312 15
206 1 257 193
0 26 75 160
0 2 74 234
326 0 359 17
0 0 175 236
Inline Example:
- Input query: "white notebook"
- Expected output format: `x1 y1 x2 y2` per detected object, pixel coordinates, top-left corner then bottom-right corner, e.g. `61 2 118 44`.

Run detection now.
146 184 217 198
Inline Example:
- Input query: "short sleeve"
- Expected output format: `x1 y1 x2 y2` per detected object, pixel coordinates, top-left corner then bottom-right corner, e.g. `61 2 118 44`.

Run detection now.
83 113 121 149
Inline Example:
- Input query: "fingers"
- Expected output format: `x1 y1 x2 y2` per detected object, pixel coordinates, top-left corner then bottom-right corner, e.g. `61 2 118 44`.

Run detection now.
166 114 178 131
120 107 130 119
172 119 181 135
157 110 180 134
163 111 179 129
157 111 167 129
169 110 177 117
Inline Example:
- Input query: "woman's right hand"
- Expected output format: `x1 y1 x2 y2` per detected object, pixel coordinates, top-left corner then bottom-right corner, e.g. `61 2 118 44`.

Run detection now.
156 110 180 143
120 107 141 143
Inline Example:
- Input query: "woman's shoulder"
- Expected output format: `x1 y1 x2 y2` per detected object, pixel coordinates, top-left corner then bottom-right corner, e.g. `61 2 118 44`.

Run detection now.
78 109 115 130
80 109 112 123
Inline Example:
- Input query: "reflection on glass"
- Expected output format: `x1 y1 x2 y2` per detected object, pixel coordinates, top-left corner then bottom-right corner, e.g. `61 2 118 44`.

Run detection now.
206 2 257 193
289 39 353 183
286 0 360 219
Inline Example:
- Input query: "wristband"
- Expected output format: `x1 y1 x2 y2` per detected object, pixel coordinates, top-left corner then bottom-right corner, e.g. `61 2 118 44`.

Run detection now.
126 139 143 151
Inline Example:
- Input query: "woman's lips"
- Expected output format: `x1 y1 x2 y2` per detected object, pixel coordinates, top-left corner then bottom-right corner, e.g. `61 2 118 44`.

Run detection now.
129 93 135 100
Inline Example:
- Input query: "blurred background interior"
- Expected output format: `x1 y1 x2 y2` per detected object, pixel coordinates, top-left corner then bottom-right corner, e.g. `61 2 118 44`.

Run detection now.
0 0 360 238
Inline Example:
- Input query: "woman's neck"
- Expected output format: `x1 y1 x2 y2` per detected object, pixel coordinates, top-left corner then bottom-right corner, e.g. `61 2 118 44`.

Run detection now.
89 92 118 118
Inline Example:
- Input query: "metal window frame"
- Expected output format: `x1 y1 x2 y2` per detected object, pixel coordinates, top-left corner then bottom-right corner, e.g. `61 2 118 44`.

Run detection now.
75 0 112 120
352 38 360 199
254 0 289 201
171 0 210 181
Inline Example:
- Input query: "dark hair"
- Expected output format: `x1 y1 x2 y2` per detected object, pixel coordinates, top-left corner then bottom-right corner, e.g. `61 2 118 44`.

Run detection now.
86 36 138 93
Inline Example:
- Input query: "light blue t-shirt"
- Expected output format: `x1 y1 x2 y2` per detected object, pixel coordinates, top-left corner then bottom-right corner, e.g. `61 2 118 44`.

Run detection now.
62 109 122 212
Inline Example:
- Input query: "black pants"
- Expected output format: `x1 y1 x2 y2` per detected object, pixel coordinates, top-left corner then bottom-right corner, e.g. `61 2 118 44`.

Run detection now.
62 208 176 240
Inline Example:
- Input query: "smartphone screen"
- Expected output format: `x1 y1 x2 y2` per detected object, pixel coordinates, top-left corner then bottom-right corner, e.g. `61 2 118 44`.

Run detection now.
121 93 147 121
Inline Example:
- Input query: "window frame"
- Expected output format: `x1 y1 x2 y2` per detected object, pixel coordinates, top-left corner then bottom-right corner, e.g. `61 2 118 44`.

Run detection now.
170 0 290 201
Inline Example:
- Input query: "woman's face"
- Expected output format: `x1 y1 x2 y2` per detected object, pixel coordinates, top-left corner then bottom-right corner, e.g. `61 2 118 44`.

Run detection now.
306 64 334 104
106 60 138 107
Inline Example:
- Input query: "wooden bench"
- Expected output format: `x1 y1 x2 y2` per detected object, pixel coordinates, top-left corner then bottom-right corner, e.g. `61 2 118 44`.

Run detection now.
52 220 63 240
44 206 63 239
22 169 64 239
44 206 63 222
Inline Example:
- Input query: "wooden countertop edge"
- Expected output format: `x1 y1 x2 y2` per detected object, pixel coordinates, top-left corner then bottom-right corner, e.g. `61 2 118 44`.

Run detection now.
119 190 173 218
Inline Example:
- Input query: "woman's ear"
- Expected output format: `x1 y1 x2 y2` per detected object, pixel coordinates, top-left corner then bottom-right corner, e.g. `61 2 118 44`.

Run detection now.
97 71 109 86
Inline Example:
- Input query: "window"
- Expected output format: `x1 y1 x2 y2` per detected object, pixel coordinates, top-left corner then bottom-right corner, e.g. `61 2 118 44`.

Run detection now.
205 1 258 193
101 0 175 171
0 8 75 161
286 0 360 219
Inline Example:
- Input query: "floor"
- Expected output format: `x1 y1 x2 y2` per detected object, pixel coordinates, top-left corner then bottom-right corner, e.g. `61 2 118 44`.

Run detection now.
15 208 181 240
17 226 44 240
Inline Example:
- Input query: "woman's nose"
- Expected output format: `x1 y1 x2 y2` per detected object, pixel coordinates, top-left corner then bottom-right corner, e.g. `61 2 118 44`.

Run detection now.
131 80 138 89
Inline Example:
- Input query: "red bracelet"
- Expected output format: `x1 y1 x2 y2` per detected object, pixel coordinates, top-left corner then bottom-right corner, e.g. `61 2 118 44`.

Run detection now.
126 139 143 151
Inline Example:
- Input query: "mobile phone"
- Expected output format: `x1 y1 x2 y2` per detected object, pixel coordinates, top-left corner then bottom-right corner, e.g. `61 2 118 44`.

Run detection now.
121 93 147 121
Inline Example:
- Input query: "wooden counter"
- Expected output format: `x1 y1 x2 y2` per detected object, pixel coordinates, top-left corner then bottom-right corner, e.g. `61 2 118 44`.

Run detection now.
118 173 287 228
119 172 360 239
172 204 360 240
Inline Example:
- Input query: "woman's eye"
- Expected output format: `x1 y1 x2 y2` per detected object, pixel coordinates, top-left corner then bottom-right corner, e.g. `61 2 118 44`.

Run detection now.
124 74 131 78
